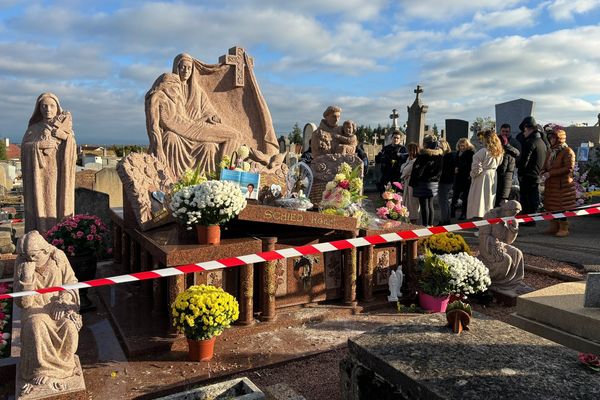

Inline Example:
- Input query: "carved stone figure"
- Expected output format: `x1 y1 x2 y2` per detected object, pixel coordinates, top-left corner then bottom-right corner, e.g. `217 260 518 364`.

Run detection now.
333 120 358 155
21 93 76 234
117 153 175 231
145 48 284 179
388 270 402 302
14 231 83 398
478 200 525 293
311 105 342 157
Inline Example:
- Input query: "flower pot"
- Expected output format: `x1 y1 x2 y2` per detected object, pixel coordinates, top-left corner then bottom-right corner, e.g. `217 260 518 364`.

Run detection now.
446 309 471 334
187 337 216 361
196 225 221 245
67 253 97 313
418 291 450 313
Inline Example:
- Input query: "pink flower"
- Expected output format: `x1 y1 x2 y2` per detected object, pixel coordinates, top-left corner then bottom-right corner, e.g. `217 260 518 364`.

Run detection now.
338 180 350 189
107 248 113 255
87 234 94 241
67 245 75 254
376 207 389 218
0 312 5 320
51 239 60 246
392 182 403 190
382 191 394 200
76 231 84 238
392 193 402 202
386 201 395 209
579 353 600 367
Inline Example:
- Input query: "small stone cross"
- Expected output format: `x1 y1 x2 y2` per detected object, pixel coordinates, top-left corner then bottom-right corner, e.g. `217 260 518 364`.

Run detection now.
219 46 254 87
389 108 399 121
414 85 423 100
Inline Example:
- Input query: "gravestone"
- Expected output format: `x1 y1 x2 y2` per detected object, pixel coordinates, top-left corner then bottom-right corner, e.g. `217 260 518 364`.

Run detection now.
75 188 111 232
495 98 535 136
92 167 123 208
584 272 600 308
303 123 317 153
445 119 469 149
406 85 428 145
0 164 11 191
277 135 288 154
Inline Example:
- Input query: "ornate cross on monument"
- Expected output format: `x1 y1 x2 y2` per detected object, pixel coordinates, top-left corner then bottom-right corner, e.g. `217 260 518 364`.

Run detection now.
414 85 423 100
389 108 399 128
219 46 254 87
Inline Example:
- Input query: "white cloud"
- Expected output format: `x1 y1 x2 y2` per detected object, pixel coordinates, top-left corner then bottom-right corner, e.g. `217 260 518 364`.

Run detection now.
547 0 600 20
397 0 524 21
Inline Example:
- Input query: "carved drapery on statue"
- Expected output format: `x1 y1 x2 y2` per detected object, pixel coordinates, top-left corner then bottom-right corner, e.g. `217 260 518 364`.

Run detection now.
145 47 280 179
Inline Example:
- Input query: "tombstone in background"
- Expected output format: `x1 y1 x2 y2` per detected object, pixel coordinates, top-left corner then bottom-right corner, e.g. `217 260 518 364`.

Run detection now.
14 231 85 399
83 163 103 171
303 123 317 153
75 188 111 234
92 167 123 208
21 93 76 235
495 98 535 136
0 163 12 191
384 109 401 146
445 119 469 149
406 85 428 146
277 135 288 154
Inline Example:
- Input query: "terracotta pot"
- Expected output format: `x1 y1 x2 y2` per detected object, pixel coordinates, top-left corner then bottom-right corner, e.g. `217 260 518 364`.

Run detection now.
187 337 216 362
446 309 471 334
418 291 450 313
196 225 221 245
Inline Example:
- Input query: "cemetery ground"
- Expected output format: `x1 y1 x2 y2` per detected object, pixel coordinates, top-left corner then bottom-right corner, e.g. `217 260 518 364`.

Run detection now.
0 209 597 399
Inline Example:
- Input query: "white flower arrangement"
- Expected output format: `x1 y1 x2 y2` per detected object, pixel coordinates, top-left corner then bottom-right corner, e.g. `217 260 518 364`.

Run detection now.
169 180 247 229
438 252 491 295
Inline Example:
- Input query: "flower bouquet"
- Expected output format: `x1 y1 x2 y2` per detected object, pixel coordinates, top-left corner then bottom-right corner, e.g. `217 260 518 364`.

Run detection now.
171 285 239 361
0 282 12 358
169 180 247 244
573 164 592 206
376 182 409 222
320 163 368 227
45 214 109 257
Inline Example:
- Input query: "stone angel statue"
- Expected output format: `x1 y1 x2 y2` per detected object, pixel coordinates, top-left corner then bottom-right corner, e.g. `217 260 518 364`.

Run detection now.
478 200 525 294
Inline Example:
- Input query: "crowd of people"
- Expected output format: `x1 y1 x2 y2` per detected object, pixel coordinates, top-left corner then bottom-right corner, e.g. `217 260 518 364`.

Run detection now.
375 116 577 237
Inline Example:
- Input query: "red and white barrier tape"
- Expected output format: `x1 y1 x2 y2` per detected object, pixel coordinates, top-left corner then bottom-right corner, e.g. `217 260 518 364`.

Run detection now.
1 204 599 301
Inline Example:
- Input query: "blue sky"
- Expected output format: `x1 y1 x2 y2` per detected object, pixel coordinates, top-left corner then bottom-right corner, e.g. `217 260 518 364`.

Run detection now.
1 0 599 144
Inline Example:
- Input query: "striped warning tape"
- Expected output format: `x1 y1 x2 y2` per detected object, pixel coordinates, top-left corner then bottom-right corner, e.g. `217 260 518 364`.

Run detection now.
1 204 599 301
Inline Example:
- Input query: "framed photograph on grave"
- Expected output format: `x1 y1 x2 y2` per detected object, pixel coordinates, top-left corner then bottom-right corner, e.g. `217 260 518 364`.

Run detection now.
577 144 590 162
220 169 261 200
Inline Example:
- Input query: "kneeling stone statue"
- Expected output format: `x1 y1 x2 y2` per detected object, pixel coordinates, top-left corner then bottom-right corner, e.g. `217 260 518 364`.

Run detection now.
14 231 85 399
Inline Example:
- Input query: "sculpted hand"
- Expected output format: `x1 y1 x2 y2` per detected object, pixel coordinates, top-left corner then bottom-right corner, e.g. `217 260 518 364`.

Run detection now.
50 303 66 320
20 262 36 283
68 312 83 330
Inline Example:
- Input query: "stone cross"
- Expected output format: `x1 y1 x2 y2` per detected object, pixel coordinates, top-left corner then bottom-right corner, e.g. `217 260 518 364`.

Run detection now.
414 85 423 100
389 109 399 129
219 46 254 87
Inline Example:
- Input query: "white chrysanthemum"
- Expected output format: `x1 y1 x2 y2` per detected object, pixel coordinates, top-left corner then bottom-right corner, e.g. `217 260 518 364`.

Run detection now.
438 252 491 295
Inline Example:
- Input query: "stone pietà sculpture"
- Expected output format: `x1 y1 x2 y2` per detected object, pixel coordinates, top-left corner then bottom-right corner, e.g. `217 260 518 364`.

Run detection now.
13 231 83 398
21 93 76 234
478 200 525 294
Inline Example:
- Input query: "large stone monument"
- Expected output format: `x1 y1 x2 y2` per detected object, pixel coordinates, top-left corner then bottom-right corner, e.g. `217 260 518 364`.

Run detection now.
14 231 84 399
406 85 428 145
495 98 535 136
445 119 469 149
21 93 76 234
145 47 285 180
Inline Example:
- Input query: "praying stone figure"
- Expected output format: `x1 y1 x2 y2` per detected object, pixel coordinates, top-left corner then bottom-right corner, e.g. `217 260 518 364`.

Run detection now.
388 270 403 302
14 231 84 398
478 200 525 294
21 93 76 234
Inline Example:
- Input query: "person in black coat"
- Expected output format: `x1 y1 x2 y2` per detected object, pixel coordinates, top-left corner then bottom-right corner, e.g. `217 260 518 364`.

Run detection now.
356 143 369 174
409 135 443 226
451 138 475 220
437 139 455 225
376 130 408 192
496 123 521 206
516 116 548 221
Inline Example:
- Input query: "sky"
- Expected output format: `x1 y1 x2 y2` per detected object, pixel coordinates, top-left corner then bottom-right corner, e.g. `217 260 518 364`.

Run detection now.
1 0 600 145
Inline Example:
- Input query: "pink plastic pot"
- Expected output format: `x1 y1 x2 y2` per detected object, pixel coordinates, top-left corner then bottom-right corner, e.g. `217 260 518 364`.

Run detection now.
419 291 450 313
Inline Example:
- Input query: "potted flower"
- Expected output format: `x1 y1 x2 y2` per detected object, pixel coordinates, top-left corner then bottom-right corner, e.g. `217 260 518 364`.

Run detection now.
418 232 471 255
171 285 239 361
445 300 472 334
418 249 453 312
437 252 491 300
376 182 410 222
45 214 109 311
169 180 247 245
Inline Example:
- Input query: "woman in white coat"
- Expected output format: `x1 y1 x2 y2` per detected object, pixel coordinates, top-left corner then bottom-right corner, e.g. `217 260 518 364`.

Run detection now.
400 143 420 224
466 130 504 219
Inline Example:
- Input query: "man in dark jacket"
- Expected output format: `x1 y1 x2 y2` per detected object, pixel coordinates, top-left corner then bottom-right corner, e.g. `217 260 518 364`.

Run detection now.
375 130 407 192
516 116 547 223
496 123 521 206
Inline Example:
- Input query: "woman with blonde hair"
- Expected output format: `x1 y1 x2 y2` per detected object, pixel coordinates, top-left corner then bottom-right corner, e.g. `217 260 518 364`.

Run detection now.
466 130 504 219
400 142 420 224
437 139 455 225
451 138 475 220
541 128 576 236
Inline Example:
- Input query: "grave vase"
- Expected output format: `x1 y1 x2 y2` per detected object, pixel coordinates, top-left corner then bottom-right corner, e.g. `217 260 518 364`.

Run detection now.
187 337 216 362
196 225 221 245
418 291 450 313
67 252 97 312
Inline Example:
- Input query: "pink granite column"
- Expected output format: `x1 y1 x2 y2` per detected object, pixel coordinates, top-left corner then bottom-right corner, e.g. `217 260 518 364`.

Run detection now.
361 245 375 302
237 263 255 325
260 237 277 322
344 233 358 306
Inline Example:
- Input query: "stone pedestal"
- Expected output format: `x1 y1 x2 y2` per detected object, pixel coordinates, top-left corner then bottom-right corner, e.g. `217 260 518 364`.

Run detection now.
15 356 86 400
